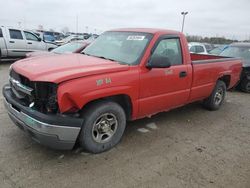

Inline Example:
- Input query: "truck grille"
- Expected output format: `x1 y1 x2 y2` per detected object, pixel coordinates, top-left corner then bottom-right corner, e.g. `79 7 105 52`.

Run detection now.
9 69 58 113
9 69 34 105
10 69 32 87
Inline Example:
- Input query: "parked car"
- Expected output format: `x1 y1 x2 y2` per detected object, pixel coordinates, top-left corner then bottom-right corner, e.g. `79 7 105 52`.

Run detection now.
0 26 57 61
55 35 87 46
188 42 208 54
209 45 228 55
43 34 56 42
220 43 250 92
32 31 56 43
34 30 65 41
3 28 242 153
203 43 215 53
26 41 90 58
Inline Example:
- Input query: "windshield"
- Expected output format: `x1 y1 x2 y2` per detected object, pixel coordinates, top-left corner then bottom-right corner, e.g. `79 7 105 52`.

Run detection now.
83 31 152 65
52 42 83 54
221 46 250 65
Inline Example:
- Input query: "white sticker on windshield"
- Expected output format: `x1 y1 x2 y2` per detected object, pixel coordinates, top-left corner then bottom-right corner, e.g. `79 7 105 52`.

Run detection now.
127 36 145 41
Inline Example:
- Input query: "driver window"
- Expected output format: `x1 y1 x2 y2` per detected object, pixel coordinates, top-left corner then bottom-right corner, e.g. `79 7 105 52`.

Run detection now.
152 38 182 65
24 31 39 41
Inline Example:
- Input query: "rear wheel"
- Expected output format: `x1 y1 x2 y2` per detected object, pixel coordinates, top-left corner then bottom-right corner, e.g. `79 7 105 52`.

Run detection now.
240 78 250 93
203 80 226 111
79 101 126 153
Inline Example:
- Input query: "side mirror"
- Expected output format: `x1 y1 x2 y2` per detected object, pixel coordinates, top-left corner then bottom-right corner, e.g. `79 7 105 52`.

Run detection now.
38 37 42 42
146 55 171 69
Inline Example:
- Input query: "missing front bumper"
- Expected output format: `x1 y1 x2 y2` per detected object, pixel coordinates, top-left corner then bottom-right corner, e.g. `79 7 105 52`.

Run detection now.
3 85 83 150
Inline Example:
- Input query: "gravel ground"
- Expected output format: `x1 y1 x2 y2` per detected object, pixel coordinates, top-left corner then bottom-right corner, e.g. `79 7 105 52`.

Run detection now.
0 62 250 188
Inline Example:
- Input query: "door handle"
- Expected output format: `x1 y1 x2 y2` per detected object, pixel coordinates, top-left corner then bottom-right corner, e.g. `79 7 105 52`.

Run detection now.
27 42 32 44
9 41 15 43
179 71 187 78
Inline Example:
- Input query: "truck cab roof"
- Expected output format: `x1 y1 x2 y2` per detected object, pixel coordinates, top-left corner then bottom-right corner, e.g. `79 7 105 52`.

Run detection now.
110 28 182 35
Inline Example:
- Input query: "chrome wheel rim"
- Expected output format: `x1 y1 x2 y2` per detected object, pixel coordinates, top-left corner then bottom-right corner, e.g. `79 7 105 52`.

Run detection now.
92 113 118 143
214 87 224 105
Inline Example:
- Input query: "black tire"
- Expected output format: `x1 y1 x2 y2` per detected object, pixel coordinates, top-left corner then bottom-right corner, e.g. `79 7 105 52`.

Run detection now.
203 80 226 111
240 78 250 93
79 101 126 154
48 48 54 51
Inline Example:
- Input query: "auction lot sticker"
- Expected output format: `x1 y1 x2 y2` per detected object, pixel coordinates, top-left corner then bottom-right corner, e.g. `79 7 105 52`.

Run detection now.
127 36 145 40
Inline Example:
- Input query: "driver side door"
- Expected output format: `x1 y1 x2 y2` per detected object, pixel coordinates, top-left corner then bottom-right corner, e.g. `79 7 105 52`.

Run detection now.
138 36 192 117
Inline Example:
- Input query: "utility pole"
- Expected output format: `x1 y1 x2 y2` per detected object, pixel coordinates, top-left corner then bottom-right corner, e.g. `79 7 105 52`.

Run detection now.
181 12 188 33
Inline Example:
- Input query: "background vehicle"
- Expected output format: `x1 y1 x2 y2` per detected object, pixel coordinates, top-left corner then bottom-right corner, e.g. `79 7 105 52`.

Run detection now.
209 45 228 55
92 34 99 39
220 43 250 92
0 26 58 60
32 31 56 42
34 30 65 41
26 41 90 58
188 42 208 54
43 34 56 42
203 43 215 53
55 35 89 46
3 28 242 153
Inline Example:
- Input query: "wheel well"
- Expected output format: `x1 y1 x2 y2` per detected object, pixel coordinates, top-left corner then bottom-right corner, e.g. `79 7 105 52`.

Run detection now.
81 95 133 120
48 48 54 51
219 75 231 88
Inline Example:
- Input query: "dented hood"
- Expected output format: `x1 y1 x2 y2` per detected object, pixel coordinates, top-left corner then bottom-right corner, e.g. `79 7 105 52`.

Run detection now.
12 54 129 83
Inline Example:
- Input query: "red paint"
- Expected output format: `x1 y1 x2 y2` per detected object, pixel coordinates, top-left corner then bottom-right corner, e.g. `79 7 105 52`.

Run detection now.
190 53 225 61
12 29 242 120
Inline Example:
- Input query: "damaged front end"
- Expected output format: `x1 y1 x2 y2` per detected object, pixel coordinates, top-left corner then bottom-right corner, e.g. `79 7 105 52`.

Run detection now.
3 68 83 150
10 69 59 114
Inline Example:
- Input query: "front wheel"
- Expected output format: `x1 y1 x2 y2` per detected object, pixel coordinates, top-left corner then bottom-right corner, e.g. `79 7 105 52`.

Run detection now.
203 80 226 111
240 78 250 93
79 101 126 153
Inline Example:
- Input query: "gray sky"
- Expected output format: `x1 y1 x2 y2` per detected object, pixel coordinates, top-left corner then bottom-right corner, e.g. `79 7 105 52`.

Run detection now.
0 0 249 40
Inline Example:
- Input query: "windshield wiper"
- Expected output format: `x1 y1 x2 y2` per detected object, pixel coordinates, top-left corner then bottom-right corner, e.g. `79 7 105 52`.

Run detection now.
81 53 111 61
81 52 90 56
95 56 130 65
95 56 116 62
81 53 128 65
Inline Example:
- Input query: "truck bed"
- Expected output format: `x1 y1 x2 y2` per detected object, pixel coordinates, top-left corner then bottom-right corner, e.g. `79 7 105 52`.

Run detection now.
189 53 242 102
190 53 240 63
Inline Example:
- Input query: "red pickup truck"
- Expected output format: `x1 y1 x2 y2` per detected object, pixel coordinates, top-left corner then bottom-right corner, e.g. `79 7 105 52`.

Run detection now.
2 28 242 153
